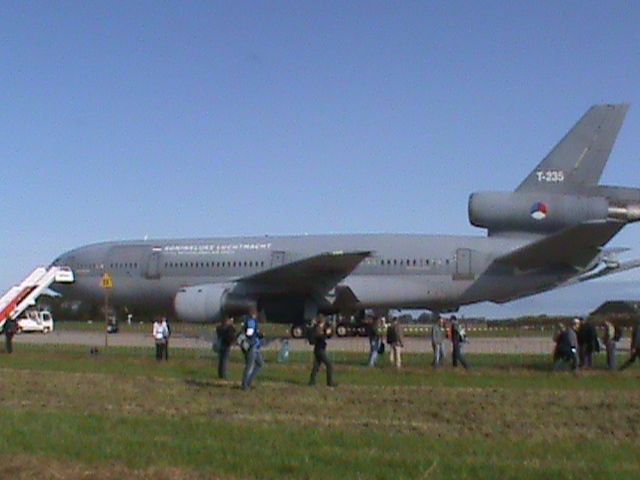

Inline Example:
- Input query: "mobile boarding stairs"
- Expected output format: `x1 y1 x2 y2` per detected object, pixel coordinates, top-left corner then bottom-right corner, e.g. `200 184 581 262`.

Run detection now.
0 267 74 331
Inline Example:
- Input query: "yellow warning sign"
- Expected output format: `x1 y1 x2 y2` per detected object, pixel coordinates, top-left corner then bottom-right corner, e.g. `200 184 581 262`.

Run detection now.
101 273 113 289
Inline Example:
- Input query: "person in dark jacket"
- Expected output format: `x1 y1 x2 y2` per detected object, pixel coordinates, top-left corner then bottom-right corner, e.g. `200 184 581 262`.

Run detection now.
577 318 599 368
554 320 579 371
309 314 336 387
3 318 17 354
620 319 640 370
241 308 264 390
450 316 468 369
215 316 236 379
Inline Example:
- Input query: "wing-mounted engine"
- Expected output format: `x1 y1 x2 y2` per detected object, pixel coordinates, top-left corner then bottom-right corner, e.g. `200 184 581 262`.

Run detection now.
173 283 255 323
469 191 640 235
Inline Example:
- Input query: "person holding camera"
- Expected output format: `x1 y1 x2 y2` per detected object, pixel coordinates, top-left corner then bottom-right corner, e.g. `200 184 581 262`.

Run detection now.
309 314 336 387
241 308 264 390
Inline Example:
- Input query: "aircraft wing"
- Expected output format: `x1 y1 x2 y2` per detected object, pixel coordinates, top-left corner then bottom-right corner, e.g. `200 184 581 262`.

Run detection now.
494 220 625 271
239 250 371 293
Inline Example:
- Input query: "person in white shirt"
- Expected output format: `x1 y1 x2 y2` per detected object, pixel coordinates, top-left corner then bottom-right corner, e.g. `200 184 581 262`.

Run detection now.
152 317 167 361
161 317 171 361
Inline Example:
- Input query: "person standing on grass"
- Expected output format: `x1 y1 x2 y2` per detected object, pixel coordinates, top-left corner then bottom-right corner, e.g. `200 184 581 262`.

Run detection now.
367 317 386 367
553 323 578 371
431 317 446 368
566 319 580 370
241 308 264 390
553 318 580 372
620 318 640 371
579 318 599 368
3 317 17 354
161 316 171 361
552 323 565 363
309 314 336 387
386 316 404 369
602 320 618 370
216 316 236 379
450 316 469 369
152 316 167 361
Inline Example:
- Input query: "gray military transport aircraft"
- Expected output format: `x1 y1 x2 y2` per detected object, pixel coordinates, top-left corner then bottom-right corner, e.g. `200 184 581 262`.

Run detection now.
50 104 640 335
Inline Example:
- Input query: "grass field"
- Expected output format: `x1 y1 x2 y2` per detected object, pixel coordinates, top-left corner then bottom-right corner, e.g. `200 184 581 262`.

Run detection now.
0 344 638 479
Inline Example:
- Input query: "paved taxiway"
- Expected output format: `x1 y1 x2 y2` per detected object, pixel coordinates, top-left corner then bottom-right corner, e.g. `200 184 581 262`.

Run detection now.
13 331 632 354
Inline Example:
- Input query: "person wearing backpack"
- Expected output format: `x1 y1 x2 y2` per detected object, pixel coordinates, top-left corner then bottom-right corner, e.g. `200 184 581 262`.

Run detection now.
386 316 404 369
241 308 264 390
620 319 640 371
308 314 336 387
602 320 618 370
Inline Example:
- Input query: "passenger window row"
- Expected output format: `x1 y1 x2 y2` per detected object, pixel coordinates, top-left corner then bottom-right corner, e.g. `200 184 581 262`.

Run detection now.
75 263 105 270
109 263 138 269
376 258 450 267
163 260 266 269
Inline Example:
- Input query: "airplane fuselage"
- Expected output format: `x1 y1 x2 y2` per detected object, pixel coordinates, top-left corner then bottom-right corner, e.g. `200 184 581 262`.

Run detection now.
52 232 570 321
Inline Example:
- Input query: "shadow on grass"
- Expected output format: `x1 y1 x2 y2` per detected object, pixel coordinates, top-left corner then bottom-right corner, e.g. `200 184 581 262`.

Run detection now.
184 379 227 389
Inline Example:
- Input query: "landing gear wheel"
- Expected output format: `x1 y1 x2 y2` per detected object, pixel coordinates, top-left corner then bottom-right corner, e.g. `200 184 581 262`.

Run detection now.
336 324 348 337
291 325 305 338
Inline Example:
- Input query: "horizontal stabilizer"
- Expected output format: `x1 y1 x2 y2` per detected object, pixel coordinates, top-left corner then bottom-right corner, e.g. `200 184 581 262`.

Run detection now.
240 251 371 293
495 220 625 271
565 258 640 285
516 104 629 193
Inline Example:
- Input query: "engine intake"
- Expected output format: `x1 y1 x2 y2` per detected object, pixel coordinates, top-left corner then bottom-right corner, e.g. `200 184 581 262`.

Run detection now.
173 284 254 323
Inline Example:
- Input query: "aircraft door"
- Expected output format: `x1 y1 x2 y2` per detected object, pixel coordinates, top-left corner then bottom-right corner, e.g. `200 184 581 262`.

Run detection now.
145 250 162 279
270 251 286 267
105 245 147 277
454 248 473 280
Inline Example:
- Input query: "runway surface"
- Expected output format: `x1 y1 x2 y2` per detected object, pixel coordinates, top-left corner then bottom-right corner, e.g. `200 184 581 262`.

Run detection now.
13 330 630 355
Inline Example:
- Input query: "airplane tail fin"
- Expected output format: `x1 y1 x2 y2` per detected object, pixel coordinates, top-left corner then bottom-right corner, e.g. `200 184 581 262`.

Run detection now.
516 104 629 193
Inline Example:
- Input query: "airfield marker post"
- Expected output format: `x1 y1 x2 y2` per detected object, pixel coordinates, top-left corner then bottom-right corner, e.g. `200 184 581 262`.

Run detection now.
101 273 113 348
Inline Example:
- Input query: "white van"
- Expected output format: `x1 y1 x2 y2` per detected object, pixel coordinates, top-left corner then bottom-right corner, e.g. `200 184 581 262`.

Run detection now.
17 310 54 334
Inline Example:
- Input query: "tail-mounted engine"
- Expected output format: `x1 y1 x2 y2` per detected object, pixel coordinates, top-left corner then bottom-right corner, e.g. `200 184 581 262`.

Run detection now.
469 191 640 235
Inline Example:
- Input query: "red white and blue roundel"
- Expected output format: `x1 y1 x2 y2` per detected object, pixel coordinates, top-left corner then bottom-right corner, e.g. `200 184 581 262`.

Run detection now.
530 202 549 220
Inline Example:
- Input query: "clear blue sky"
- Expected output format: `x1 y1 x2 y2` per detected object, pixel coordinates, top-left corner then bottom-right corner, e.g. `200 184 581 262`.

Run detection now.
2 1 640 314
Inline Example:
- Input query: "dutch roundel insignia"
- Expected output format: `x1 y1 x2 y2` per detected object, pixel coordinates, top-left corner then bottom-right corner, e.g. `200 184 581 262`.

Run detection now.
530 202 549 220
